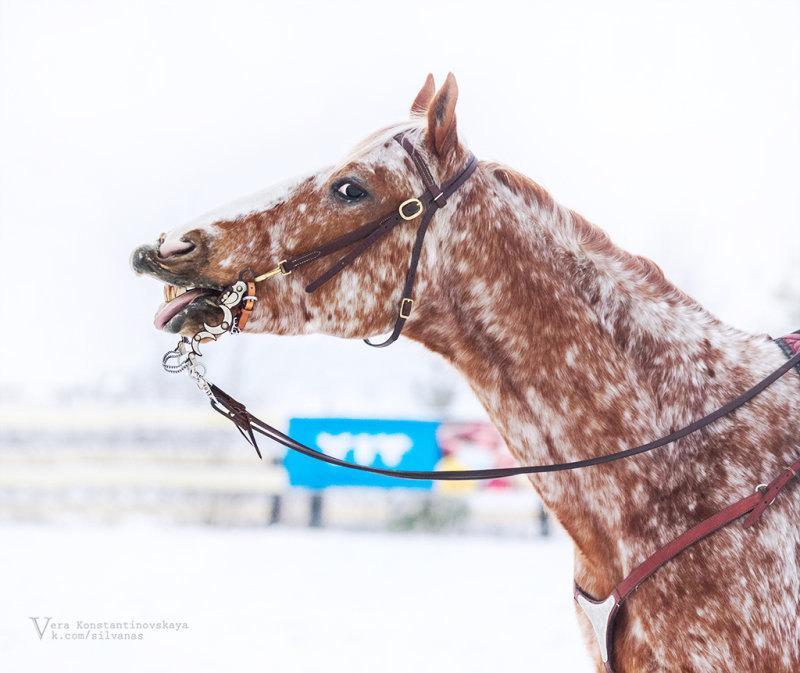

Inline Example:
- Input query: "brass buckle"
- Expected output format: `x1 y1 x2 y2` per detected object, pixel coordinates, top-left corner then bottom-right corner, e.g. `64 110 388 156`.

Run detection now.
254 260 291 282
399 298 414 319
398 198 423 221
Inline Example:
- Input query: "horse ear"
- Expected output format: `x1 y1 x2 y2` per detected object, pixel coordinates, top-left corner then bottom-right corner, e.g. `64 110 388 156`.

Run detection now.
426 72 459 158
410 73 435 118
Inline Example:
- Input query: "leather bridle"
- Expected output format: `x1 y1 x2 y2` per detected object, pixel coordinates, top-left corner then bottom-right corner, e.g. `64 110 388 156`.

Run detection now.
166 131 477 358
160 132 800 673
223 132 477 347
255 134 477 347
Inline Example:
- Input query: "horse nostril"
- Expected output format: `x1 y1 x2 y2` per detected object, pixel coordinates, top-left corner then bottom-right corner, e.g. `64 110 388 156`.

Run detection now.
159 238 197 259
130 245 153 274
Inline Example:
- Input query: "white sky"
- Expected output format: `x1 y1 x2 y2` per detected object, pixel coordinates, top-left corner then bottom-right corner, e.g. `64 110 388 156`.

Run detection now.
1 0 799 414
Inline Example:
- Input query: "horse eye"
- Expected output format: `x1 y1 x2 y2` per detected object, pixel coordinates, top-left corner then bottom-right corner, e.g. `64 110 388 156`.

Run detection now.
334 182 368 200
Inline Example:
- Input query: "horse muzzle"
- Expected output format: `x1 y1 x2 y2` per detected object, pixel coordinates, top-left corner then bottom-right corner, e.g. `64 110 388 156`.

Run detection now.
130 235 227 334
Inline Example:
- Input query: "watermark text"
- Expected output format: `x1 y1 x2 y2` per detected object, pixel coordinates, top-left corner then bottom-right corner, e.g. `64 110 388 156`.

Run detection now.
29 617 189 641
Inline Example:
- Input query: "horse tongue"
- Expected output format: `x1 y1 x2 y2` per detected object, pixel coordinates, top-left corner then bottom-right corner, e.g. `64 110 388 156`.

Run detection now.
154 288 206 329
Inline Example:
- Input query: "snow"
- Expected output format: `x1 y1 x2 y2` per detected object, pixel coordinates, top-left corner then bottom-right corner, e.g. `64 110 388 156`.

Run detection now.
0 522 593 672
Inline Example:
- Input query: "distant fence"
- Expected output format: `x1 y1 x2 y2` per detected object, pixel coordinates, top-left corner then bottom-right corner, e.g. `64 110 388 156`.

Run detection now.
0 406 548 534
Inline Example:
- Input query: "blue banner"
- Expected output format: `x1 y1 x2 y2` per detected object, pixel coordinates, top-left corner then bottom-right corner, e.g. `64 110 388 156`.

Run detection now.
284 418 441 489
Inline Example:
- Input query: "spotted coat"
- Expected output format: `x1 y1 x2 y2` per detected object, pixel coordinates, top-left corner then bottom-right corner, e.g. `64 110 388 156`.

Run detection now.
135 74 800 672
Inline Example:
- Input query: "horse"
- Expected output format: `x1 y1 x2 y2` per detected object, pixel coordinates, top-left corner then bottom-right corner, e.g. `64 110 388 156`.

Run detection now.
131 73 800 672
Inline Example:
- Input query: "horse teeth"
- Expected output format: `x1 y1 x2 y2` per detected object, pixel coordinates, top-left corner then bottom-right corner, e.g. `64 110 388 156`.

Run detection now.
163 284 196 302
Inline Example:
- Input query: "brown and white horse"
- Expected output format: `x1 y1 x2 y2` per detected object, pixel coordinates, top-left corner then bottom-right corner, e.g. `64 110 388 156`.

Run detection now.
132 74 800 672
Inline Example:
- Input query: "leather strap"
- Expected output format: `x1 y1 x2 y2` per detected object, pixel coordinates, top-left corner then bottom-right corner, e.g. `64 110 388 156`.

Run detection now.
208 348 800 479
619 459 800 598
396 133 447 207
575 455 800 672
235 281 257 330
366 151 479 347
363 203 437 347
743 460 800 526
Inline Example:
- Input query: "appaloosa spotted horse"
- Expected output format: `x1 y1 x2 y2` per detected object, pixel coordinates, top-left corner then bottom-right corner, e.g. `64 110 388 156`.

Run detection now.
132 74 800 672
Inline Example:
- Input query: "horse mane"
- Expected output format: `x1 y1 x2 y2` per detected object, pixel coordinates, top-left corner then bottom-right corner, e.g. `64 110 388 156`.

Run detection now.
485 161 702 313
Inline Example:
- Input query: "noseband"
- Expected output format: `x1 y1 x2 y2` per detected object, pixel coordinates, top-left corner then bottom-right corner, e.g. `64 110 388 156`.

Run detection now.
159 134 800 673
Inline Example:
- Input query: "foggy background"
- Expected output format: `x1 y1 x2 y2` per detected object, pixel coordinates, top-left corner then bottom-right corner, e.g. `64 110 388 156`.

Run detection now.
1 0 799 408
1 1 799 672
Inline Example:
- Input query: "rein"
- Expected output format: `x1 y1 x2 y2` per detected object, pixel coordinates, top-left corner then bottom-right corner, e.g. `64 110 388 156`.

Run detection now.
160 133 800 672
160 129 800 480
209 351 800 477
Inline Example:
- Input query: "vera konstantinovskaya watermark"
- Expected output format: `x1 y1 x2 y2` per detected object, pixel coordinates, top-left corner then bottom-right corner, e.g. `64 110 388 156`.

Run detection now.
29 617 189 641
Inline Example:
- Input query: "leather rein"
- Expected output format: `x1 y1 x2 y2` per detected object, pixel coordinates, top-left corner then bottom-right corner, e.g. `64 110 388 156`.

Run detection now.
161 132 800 673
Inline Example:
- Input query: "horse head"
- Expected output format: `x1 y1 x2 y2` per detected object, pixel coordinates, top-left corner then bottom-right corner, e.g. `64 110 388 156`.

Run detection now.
131 73 469 343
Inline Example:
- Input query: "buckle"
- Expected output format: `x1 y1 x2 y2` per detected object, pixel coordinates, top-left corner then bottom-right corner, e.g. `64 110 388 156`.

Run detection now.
398 198 423 221
254 259 291 282
399 298 414 319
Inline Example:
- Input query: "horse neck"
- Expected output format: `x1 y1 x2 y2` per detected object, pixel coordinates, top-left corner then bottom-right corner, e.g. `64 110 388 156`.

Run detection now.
405 162 798 589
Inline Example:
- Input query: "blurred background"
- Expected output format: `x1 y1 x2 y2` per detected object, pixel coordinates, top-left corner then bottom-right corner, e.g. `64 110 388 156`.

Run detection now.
1 1 799 671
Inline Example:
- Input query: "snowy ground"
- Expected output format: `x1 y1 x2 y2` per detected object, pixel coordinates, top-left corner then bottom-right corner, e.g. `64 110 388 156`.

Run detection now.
1 522 593 673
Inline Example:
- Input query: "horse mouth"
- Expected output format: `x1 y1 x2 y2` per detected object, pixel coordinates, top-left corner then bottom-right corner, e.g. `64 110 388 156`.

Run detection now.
155 283 221 332
130 240 228 334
